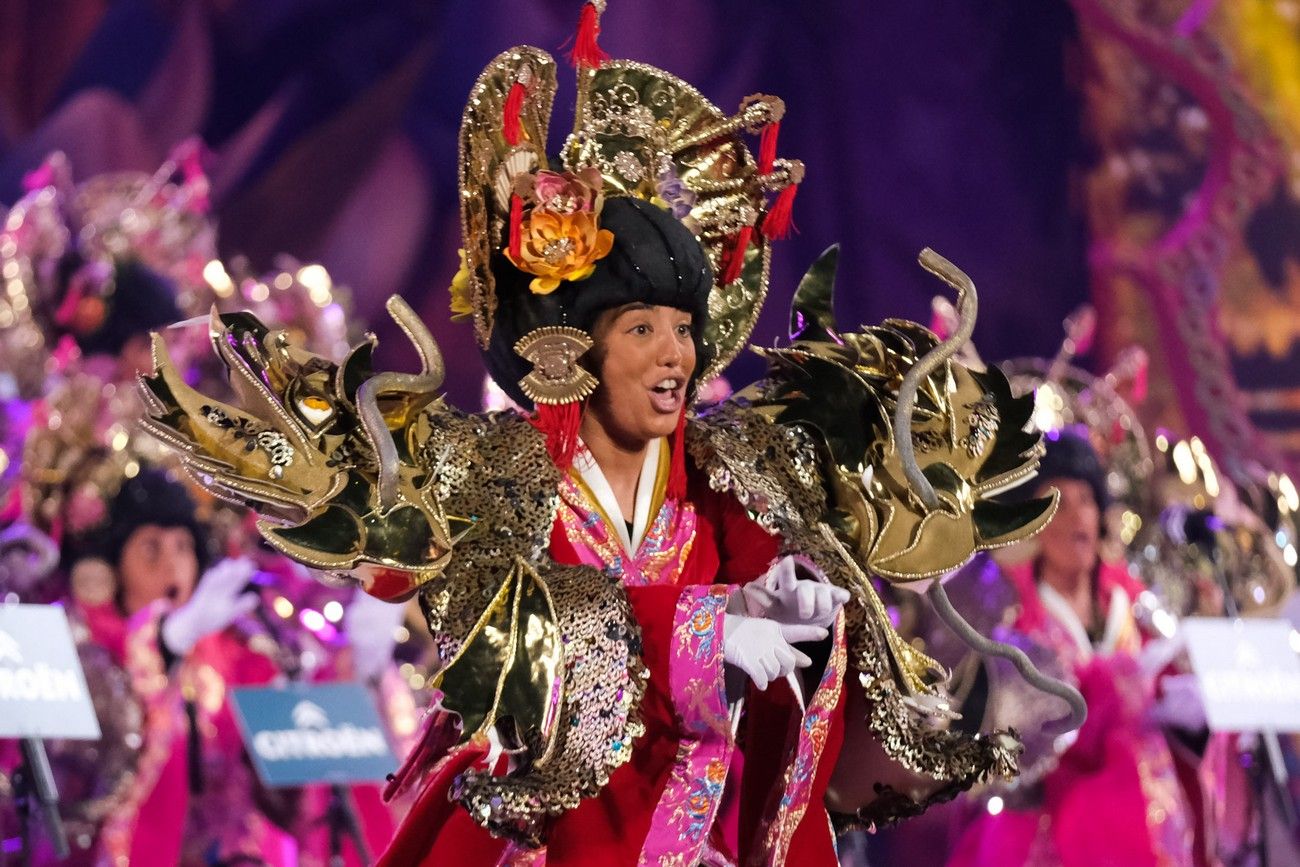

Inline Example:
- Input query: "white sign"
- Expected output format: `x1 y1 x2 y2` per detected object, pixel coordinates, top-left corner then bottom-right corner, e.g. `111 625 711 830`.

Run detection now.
1183 617 1300 732
0 605 101 740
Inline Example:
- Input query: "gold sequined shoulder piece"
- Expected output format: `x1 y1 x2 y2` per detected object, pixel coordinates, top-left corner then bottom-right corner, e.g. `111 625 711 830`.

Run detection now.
687 400 1021 820
685 402 827 531
409 405 649 846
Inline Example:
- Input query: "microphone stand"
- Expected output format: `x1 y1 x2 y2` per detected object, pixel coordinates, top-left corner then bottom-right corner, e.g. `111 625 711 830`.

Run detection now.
12 737 69 866
246 576 371 866
1209 552 1297 867
325 781 371 867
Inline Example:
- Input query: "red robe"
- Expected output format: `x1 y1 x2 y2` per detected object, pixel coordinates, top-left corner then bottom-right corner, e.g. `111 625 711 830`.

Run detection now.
378 474 849 866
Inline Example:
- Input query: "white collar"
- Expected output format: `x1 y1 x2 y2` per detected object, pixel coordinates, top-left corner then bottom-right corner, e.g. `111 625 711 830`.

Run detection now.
1098 585 1131 654
1037 582 1131 659
573 439 664 556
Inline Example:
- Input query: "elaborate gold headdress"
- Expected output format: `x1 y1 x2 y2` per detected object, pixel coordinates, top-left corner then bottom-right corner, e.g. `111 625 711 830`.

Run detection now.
455 2 802 408
0 146 215 392
22 376 154 540
998 307 1155 523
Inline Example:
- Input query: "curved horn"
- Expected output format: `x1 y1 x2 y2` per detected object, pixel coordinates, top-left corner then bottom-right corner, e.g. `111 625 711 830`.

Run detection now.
927 580 1088 732
356 296 445 509
386 295 445 387
893 249 1087 732
892 248 977 510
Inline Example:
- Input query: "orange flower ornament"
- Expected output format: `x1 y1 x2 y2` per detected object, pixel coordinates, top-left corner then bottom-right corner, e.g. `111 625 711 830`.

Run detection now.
506 209 615 295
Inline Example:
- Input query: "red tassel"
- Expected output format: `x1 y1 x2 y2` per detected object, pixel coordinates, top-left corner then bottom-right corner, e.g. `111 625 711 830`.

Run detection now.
1131 359 1149 404
566 2 610 68
502 80 527 146
530 401 584 469
509 193 524 261
721 225 753 285
52 278 87 328
762 183 799 241
758 120 780 175
666 407 688 501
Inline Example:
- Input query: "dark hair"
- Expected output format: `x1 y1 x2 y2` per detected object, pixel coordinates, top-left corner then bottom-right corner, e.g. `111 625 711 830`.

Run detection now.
95 468 210 574
484 197 714 408
61 256 183 357
1035 429 1110 512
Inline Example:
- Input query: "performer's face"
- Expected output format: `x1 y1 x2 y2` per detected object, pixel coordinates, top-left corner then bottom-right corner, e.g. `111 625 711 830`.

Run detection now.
587 303 695 445
1193 575 1225 617
1035 478 1100 578
118 524 199 615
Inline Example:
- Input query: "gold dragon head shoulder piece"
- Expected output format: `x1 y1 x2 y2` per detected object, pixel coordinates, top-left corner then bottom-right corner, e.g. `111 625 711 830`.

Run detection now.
138 296 460 583
743 246 1058 582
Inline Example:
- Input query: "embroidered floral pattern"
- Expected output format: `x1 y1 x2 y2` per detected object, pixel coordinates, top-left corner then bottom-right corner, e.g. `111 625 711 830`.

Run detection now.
639 585 735 866
752 613 848 866
556 473 696 587
554 459 741 865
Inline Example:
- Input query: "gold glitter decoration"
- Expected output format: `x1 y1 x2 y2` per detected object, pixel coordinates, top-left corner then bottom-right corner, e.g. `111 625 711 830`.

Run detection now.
458 48 799 385
140 298 647 846
513 326 599 406
688 404 1023 825
740 247 1058 582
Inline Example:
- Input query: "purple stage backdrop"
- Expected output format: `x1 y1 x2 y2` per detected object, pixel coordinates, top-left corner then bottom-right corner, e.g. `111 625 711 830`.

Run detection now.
0 0 1089 409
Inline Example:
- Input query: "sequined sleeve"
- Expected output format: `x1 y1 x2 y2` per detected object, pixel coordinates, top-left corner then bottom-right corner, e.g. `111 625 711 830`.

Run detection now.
122 599 178 703
687 406 1023 829
97 601 190 864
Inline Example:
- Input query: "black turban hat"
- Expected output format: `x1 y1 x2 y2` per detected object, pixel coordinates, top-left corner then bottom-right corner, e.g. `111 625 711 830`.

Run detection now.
483 197 714 409
1035 429 1111 512
93 468 210 574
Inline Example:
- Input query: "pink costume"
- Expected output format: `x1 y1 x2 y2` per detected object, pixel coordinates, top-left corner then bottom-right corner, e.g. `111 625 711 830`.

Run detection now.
87 596 401 867
949 560 1196 867
93 600 300 867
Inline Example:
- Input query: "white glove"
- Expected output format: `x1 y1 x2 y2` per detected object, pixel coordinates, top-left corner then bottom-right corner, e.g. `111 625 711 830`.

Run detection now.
1149 672 1207 731
722 613 826 691
161 557 259 656
344 590 407 681
1138 632 1188 679
740 556 850 629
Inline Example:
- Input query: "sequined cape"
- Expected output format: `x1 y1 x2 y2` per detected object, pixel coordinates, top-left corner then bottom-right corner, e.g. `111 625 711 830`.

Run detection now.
137 300 1028 851
684 403 1021 828
375 399 1021 848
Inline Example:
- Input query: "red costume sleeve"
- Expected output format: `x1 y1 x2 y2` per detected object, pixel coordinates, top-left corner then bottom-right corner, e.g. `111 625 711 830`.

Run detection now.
380 488 809 867
686 476 780 586
545 519 738 866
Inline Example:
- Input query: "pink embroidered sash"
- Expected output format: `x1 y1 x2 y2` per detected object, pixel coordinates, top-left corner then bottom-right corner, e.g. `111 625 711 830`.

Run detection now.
638 585 737 867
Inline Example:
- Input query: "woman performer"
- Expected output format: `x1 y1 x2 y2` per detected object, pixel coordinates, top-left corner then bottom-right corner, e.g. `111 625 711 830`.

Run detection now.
138 3 1065 863
948 431 1198 867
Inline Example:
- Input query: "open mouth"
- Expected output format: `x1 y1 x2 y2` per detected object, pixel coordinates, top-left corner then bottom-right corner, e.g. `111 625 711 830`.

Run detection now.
648 377 684 414
1070 531 1096 550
